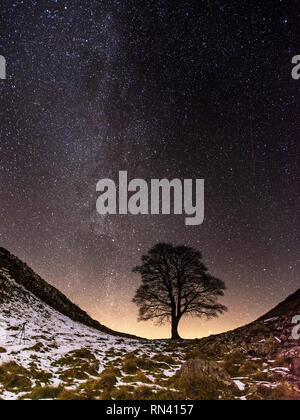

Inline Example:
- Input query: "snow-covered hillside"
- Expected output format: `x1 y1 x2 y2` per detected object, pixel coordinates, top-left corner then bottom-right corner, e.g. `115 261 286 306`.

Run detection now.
0 267 142 369
0 268 183 400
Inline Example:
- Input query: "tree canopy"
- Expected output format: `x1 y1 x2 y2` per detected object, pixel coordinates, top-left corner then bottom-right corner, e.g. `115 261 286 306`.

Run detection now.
133 243 227 339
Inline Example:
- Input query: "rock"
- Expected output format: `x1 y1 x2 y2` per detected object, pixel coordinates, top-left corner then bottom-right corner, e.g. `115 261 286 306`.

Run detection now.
286 347 300 359
291 359 300 377
248 324 272 335
179 359 235 387
248 383 260 397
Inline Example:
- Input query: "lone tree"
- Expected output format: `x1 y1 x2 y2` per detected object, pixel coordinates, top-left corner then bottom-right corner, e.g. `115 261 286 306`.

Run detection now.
133 243 227 340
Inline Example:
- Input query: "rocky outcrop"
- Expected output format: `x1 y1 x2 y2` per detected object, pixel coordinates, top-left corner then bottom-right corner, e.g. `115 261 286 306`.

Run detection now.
212 289 297 343
191 288 300 387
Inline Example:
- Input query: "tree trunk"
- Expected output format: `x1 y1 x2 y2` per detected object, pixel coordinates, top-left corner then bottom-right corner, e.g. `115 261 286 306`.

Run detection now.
171 317 181 340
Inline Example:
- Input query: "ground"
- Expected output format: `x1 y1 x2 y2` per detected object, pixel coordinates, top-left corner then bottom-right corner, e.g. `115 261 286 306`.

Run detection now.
0 268 299 400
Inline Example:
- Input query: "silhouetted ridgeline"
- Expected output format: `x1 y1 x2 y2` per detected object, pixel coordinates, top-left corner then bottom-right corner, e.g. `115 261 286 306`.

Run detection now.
258 289 300 321
0 248 140 340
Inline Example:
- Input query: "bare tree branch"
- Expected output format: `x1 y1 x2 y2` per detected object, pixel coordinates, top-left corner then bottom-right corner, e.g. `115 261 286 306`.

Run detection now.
133 243 227 339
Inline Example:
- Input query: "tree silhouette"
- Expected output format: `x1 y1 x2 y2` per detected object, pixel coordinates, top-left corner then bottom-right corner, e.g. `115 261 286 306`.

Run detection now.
133 243 227 340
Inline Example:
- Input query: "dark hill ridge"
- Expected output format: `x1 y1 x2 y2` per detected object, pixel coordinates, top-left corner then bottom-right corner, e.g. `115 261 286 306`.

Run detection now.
195 288 300 365
258 289 300 320
0 248 139 340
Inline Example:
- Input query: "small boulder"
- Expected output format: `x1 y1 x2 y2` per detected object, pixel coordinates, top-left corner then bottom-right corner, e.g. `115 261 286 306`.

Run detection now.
290 358 300 377
179 359 234 387
286 347 300 359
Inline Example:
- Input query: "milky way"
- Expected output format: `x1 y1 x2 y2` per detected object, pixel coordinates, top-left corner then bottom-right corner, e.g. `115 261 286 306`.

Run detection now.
0 1 299 338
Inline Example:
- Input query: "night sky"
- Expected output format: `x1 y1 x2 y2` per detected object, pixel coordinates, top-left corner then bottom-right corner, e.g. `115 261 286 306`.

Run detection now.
0 0 299 339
